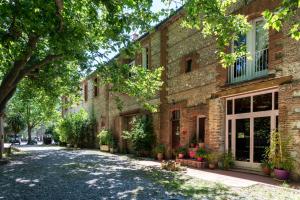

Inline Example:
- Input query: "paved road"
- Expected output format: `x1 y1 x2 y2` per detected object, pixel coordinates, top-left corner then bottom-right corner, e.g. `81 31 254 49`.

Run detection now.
0 146 184 200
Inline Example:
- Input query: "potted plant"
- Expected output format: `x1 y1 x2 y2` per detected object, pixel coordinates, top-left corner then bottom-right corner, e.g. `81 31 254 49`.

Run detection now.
260 159 273 176
154 144 165 161
206 152 220 169
268 131 294 180
109 138 118 153
220 152 234 170
195 148 206 162
189 149 196 159
199 140 205 149
176 146 187 159
97 130 112 152
190 136 196 148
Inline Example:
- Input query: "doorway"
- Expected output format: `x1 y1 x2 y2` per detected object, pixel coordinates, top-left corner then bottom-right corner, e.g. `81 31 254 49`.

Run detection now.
226 89 278 169
197 116 206 143
171 110 180 149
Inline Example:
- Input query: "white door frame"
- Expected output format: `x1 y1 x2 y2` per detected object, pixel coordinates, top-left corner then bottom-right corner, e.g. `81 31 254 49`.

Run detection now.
225 88 278 170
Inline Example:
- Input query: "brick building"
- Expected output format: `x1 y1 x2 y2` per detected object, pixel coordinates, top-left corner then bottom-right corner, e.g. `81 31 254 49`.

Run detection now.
64 0 300 179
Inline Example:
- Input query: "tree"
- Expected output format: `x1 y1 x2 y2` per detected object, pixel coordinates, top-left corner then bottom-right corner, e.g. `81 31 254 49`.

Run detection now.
8 81 62 144
0 0 162 158
5 112 25 141
170 0 299 66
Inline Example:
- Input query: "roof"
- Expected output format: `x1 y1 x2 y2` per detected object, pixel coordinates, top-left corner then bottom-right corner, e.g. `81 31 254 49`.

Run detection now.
86 6 184 79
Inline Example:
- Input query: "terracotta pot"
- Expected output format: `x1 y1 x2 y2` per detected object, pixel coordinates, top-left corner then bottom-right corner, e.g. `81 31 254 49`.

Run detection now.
189 151 196 159
199 143 205 149
197 157 203 162
178 153 184 159
209 163 216 169
261 166 271 176
157 153 163 161
274 168 290 180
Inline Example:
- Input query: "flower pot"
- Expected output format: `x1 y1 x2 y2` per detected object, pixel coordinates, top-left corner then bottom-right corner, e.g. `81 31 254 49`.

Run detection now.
261 166 271 176
189 151 196 159
157 153 163 161
209 163 217 169
274 168 290 180
178 153 184 159
196 157 203 162
199 143 205 149
100 145 109 152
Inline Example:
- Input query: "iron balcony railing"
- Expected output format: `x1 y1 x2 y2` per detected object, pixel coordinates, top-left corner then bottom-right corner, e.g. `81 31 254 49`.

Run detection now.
228 48 268 84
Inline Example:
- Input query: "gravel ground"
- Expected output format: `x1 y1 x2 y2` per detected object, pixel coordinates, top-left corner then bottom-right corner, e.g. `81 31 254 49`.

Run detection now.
0 148 185 200
1 147 300 200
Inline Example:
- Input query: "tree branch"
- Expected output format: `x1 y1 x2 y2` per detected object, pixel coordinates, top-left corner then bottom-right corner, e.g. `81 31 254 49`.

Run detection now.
0 34 39 105
54 0 64 32
0 87 16 114
15 54 63 85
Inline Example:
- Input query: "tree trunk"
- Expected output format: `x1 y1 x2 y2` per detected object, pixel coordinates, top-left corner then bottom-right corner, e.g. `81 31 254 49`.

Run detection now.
0 113 4 159
27 126 32 145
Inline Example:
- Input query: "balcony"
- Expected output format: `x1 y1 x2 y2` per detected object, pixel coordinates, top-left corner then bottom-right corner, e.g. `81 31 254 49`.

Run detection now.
228 48 268 84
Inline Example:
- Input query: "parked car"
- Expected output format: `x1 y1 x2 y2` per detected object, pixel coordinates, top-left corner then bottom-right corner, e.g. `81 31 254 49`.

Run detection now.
9 136 21 145
27 138 38 145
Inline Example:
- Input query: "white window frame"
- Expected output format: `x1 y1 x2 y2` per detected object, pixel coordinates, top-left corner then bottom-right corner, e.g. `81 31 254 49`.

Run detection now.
142 47 149 69
229 17 268 83
225 88 278 170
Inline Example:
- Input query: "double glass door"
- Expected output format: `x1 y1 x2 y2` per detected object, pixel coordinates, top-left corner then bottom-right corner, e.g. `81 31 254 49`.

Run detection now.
226 90 278 169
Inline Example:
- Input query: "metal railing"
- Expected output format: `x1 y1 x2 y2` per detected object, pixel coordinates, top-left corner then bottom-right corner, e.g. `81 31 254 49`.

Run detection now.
228 48 268 83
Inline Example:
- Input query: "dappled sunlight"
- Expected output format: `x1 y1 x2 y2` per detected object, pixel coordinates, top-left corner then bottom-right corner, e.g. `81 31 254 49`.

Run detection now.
3 147 298 199
0 148 186 199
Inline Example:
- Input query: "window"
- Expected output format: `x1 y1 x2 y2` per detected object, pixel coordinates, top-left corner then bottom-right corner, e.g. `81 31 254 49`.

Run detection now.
94 78 98 97
171 110 180 121
84 83 88 101
198 117 205 143
234 97 251 114
142 47 149 69
185 59 192 73
227 100 233 115
128 60 135 78
253 93 272 112
228 19 269 83
226 90 279 166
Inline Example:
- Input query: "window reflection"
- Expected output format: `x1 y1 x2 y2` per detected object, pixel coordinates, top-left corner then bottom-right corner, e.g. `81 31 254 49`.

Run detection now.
235 97 251 114
253 93 272 112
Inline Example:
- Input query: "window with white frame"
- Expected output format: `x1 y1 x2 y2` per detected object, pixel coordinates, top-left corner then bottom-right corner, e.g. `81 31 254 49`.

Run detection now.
228 18 269 83
142 47 149 69
128 60 135 78
226 89 278 167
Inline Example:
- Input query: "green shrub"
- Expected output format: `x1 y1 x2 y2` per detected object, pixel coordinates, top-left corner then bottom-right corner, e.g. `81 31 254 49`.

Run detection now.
195 148 207 158
122 115 155 155
154 144 165 154
174 146 187 155
57 109 96 148
220 152 234 170
268 131 294 171
97 130 113 146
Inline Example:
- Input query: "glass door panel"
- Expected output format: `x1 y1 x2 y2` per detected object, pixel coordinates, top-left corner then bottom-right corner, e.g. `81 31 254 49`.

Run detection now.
253 117 270 163
235 118 250 162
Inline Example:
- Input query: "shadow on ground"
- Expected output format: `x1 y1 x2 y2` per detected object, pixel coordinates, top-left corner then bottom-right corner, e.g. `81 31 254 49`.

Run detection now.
0 149 242 200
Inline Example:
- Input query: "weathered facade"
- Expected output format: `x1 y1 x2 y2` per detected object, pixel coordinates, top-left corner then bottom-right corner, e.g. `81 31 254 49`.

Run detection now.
64 0 300 179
